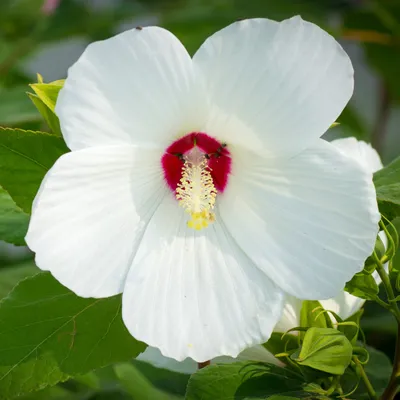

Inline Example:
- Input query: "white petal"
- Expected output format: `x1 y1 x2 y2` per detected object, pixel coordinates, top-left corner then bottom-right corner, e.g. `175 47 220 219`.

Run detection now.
122 195 284 362
193 16 353 157
219 139 380 299
273 296 302 333
26 145 166 297
331 137 383 173
321 230 387 320
320 292 364 321
56 27 203 151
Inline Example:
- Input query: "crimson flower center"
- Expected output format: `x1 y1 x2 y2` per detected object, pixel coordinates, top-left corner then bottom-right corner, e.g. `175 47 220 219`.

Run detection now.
161 132 232 230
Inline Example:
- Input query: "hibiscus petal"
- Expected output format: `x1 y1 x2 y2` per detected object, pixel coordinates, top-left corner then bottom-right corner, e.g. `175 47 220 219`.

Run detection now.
219 139 380 299
26 145 166 297
273 295 302 333
321 230 387 320
122 195 284 362
56 27 203 151
331 137 383 173
193 16 353 157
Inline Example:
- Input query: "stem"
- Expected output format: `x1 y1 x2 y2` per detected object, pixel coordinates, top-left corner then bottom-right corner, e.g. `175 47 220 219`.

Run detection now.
380 322 400 400
197 361 210 369
353 356 378 400
374 256 400 323
375 296 391 311
374 254 400 399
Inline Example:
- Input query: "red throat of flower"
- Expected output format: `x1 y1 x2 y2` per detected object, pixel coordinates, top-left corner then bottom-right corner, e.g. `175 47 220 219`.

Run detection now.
161 132 232 230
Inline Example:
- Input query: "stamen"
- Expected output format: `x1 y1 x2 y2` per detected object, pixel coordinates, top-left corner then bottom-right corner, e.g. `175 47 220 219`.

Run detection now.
176 150 217 230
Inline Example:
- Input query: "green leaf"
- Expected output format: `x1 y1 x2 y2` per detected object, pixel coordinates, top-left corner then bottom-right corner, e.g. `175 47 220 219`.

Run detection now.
0 261 38 299
27 93 62 136
363 235 386 274
263 332 299 357
338 310 363 346
374 155 400 218
29 81 64 113
27 80 64 136
0 353 70 400
341 345 392 399
114 363 183 400
0 186 29 245
0 272 146 396
17 384 79 400
185 361 325 399
294 328 352 375
344 273 379 300
0 127 69 213
300 300 332 330
132 359 190 397
380 217 399 261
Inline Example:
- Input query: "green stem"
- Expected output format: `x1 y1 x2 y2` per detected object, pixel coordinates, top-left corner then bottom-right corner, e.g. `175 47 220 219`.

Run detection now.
353 356 377 399
373 253 400 399
380 322 400 400
375 296 391 311
374 254 400 323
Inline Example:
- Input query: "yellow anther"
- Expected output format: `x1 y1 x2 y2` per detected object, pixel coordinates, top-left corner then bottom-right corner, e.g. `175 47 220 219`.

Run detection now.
175 149 217 230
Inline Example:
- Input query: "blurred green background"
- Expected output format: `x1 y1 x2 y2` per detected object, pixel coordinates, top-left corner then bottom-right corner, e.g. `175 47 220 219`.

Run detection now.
1 0 400 398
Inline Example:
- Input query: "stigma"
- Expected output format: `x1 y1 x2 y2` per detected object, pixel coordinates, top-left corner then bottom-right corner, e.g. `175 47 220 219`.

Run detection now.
176 148 217 230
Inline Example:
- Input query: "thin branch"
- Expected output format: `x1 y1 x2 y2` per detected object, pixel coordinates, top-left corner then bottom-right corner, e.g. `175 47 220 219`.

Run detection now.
380 322 400 400
353 356 378 400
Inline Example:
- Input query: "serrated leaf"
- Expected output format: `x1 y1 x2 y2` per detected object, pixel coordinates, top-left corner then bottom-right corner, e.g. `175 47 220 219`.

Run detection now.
0 127 69 213
185 361 324 400
295 328 352 375
27 92 62 136
0 186 29 245
0 272 146 395
345 273 379 300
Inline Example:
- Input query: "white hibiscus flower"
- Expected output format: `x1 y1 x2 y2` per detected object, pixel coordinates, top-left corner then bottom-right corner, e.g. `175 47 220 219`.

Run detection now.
137 138 385 371
26 17 380 362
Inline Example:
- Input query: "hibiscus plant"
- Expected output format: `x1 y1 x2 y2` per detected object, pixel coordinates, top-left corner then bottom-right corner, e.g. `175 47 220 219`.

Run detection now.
1 14 400 400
